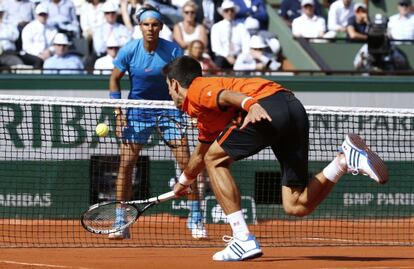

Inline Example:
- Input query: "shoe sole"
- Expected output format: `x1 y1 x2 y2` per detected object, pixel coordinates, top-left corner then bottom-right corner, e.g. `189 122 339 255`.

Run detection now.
241 249 263 261
346 133 389 184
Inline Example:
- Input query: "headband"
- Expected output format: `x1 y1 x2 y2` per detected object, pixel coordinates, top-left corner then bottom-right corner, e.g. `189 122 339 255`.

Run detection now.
138 10 163 23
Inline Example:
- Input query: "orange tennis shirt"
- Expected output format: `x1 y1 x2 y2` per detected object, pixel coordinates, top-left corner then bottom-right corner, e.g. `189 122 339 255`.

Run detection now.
182 77 285 143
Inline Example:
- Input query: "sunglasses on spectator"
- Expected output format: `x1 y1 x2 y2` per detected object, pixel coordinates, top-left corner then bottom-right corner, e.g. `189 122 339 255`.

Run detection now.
104 11 116 14
108 47 120 50
223 8 235 13
399 3 410 7
184 10 195 14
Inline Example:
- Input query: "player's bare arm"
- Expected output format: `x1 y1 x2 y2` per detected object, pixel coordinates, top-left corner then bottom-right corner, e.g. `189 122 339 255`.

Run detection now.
110 67 126 137
218 90 272 129
173 142 210 197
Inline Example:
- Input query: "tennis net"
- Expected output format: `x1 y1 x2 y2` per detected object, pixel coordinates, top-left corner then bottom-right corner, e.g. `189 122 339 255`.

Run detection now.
0 94 413 247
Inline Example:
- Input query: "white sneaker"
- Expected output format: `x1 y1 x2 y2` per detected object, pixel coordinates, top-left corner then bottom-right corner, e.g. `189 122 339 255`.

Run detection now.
341 133 389 184
187 218 208 239
108 227 130 240
212 234 263 261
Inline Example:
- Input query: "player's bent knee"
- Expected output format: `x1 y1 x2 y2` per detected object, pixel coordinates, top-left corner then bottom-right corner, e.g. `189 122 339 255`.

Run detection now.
283 203 312 217
204 145 232 168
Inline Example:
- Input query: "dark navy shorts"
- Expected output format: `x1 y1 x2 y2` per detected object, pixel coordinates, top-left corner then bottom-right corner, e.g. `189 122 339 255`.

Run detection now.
216 91 309 187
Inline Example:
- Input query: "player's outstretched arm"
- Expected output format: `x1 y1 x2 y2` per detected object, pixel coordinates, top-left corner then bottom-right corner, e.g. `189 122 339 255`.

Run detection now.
173 142 210 197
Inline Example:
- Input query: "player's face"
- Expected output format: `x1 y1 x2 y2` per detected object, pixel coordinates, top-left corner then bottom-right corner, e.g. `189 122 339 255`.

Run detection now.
166 77 184 109
140 18 163 42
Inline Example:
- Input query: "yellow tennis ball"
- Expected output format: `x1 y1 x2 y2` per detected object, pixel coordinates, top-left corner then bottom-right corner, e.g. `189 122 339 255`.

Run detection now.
96 123 109 137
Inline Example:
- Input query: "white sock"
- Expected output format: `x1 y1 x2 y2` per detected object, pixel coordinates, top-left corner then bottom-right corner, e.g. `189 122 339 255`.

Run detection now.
323 155 347 183
227 211 249 240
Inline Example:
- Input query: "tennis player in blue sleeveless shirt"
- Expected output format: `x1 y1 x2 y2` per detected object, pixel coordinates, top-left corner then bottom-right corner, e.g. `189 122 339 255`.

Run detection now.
109 7 207 240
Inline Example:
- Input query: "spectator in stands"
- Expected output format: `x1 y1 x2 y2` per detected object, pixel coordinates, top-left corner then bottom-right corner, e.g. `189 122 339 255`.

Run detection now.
346 2 368 41
43 0 80 39
232 0 268 30
2 0 34 28
210 0 250 69
94 36 120 74
279 0 323 27
2 0 35 51
292 0 326 39
108 6 207 240
233 34 281 71
80 0 105 40
244 16 281 56
201 0 217 30
93 1 131 57
327 0 354 38
43 33 84 74
388 0 414 43
120 0 143 31
0 4 24 69
145 0 183 28
173 1 208 50
21 3 58 68
132 3 174 40
187 39 218 73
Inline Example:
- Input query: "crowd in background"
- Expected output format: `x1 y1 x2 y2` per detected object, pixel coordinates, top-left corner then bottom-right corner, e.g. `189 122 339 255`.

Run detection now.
0 0 413 73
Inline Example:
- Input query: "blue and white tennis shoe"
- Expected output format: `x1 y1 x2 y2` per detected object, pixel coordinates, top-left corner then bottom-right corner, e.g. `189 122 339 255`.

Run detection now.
213 234 263 261
108 208 130 240
341 133 389 184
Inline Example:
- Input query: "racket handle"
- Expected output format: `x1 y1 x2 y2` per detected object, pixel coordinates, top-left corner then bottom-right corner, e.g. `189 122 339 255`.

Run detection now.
153 191 176 203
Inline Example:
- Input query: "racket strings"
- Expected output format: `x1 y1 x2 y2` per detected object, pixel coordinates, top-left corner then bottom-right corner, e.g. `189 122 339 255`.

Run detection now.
83 203 139 232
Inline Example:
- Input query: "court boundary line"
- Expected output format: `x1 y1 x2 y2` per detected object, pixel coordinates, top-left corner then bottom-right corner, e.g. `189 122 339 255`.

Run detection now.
0 260 92 269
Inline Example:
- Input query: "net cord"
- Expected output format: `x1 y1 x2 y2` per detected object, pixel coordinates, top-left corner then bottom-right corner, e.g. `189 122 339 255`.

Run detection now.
0 94 414 117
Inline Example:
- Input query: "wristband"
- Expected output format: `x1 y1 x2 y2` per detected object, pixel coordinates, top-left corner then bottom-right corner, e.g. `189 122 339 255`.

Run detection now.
178 172 195 186
241 97 258 111
109 92 121 99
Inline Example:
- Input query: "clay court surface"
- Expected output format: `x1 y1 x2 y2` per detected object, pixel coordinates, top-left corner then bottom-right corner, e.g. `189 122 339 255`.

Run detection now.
0 246 413 269
1 218 413 268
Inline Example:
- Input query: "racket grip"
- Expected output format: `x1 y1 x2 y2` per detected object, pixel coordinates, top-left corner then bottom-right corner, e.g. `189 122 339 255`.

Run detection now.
157 191 176 202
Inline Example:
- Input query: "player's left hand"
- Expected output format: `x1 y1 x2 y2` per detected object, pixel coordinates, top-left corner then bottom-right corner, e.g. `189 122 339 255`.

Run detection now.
173 182 192 197
241 103 272 129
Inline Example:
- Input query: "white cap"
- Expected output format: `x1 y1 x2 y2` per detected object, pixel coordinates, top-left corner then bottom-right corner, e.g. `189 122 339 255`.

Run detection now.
353 2 367 12
35 3 49 14
244 17 260 30
101 1 118 13
218 0 239 15
106 36 121 47
301 0 314 6
53 33 71 45
249 35 267 49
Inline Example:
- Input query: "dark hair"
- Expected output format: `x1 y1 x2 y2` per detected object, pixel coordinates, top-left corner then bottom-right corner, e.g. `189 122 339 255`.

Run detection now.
135 6 163 24
162 56 202 88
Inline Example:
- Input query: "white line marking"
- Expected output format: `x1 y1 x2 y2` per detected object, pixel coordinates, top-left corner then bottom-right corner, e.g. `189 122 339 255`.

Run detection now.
0 260 91 269
302 237 407 245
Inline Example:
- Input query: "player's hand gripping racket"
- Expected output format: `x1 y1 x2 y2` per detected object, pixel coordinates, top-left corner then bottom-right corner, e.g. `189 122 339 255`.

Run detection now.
156 115 188 148
81 190 176 235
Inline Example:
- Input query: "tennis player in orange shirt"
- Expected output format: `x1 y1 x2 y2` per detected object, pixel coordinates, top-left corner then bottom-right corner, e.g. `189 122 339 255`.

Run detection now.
162 56 388 261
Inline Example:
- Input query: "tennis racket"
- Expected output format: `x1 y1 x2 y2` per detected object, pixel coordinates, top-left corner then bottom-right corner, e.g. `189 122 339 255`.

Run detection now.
81 190 176 235
156 114 188 148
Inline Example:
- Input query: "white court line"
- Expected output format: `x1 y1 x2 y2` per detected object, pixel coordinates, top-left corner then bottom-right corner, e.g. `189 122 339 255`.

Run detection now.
0 260 91 269
302 237 406 245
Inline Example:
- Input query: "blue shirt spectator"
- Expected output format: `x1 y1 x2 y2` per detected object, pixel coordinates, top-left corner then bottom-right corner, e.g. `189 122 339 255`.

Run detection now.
232 0 268 30
42 0 80 38
279 0 323 27
2 0 34 28
43 33 84 74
